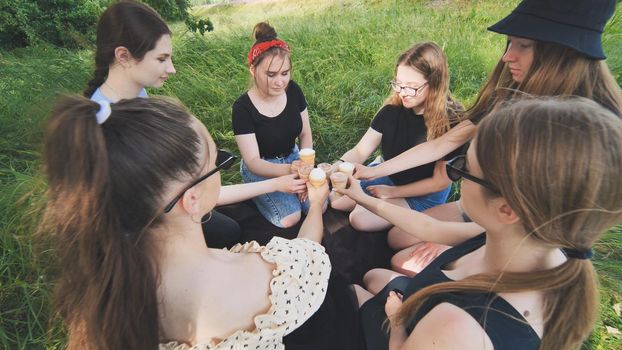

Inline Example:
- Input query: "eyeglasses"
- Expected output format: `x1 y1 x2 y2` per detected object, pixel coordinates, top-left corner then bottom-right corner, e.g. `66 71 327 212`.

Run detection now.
390 80 428 97
446 155 498 193
163 149 237 213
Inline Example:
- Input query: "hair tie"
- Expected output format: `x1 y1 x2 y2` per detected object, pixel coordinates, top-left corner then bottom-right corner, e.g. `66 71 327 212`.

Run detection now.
562 247 593 260
95 100 111 125
247 39 290 66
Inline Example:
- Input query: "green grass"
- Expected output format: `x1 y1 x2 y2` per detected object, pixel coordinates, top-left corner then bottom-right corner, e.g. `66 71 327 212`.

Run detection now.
0 0 621 348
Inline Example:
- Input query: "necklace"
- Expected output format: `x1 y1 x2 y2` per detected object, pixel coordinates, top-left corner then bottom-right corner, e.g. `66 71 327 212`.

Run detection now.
103 81 122 102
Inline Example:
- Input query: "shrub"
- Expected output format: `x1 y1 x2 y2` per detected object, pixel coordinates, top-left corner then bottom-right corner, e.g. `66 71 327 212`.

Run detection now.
144 0 214 35
0 0 103 49
143 0 190 21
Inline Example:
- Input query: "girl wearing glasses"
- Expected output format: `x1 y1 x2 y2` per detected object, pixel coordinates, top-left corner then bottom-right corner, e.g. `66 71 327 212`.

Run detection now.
42 95 331 350
336 97 622 350
330 42 463 233
86 3 301 248
356 0 622 276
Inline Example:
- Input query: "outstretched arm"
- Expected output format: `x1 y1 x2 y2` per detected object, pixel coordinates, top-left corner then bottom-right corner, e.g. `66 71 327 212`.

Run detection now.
297 182 330 243
339 128 383 164
368 160 451 199
355 120 475 180
298 108 313 149
217 174 306 205
336 177 482 246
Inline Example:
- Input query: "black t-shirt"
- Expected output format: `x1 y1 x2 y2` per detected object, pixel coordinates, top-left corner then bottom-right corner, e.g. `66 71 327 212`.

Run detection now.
371 104 460 186
232 80 307 158
360 233 541 350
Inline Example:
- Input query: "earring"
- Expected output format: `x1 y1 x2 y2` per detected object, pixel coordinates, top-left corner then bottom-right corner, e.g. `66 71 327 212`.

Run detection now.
191 211 213 225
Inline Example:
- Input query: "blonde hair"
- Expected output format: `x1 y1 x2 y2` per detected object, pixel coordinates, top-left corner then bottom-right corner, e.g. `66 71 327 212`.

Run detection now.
385 42 464 141
396 97 622 350
467 41 622 122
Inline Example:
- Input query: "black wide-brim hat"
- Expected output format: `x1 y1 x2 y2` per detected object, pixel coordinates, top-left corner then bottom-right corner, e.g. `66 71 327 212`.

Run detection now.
488 0 616 60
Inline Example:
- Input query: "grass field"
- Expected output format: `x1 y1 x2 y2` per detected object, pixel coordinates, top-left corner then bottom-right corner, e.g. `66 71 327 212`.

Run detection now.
1 0 621 348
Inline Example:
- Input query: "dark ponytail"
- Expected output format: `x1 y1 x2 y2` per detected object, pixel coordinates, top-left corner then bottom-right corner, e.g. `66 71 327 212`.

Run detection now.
43 96 201 349
83 1 171 97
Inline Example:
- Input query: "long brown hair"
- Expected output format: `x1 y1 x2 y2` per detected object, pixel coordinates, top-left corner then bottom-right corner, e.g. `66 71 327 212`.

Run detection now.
467 41 622 122
83 1 171 97
396 98 622 350
42 96 202 349
385 42 463 140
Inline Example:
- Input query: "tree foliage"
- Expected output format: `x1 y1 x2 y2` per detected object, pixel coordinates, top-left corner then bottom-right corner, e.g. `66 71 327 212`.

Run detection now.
0 0 213 50
0 0 103 49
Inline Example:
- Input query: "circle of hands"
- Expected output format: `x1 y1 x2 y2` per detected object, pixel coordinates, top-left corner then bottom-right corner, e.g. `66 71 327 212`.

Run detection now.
273 160 398 202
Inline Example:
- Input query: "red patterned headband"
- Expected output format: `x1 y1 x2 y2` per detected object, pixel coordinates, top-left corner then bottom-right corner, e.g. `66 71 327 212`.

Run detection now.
247 39 290 66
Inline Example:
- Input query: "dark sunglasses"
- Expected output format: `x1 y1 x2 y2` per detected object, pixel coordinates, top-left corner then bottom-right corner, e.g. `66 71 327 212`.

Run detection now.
163 149 237 213
446 155 498 193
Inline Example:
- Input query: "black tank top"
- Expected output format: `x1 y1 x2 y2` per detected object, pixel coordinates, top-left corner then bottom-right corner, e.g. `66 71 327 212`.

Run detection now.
360 233 541 350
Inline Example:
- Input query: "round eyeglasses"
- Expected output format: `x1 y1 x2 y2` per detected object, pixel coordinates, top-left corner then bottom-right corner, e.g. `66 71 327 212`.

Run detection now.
163 149 237 213
390 80 428 97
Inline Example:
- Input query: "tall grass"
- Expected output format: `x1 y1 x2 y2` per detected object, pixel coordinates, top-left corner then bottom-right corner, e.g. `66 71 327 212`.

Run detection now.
0 0 620 348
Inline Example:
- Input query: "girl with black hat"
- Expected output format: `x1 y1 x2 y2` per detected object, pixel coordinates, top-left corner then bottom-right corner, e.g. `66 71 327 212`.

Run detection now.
339 97 622 350
353 0 622 276
356 0 621 183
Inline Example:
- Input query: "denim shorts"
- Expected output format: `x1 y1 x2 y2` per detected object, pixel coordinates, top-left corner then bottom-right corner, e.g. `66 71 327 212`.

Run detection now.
240 146 310 227
360 163 451 212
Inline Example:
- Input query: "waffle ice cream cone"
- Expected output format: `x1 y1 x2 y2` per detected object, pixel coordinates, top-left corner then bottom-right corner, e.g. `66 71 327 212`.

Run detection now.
338 161 355 176
299 148 315 166
330 171 348 197
298 164 313 181
309 168 327 188
290 160 302 174
317 162 333 177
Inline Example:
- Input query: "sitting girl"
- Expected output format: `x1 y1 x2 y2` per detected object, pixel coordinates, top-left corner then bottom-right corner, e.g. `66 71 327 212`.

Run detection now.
336 97 622 350
42 96 330 349
85 2 303 248
331 42 463 232
233 22 314 228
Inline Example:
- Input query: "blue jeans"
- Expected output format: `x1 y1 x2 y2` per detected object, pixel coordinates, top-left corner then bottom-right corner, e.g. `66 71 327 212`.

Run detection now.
240 146 310 227
360 163 451 212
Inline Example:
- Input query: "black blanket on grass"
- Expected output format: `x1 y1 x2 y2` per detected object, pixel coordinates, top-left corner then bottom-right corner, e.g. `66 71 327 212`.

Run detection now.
217 200 394 350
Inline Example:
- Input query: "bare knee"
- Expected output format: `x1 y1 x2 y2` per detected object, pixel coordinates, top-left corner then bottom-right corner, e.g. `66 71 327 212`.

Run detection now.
363 268 404 294
349 210 370 231
363 268 385 290
391 250 417 277
279 211 301 228
329 194 355 211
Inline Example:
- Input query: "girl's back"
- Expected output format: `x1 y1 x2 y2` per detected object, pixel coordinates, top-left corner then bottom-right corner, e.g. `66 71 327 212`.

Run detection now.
158 248 274 344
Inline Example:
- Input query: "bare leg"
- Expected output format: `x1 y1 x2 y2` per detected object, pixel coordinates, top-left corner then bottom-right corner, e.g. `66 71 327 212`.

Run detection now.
329 192 357 211
363 268 406 295
280 211 301 228
352 284 374 308
349 198 409 232
391 242 450 276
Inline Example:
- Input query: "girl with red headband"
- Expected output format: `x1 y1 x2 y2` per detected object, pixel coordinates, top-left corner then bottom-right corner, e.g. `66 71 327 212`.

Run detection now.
85 4 302 249
233 22 315 228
